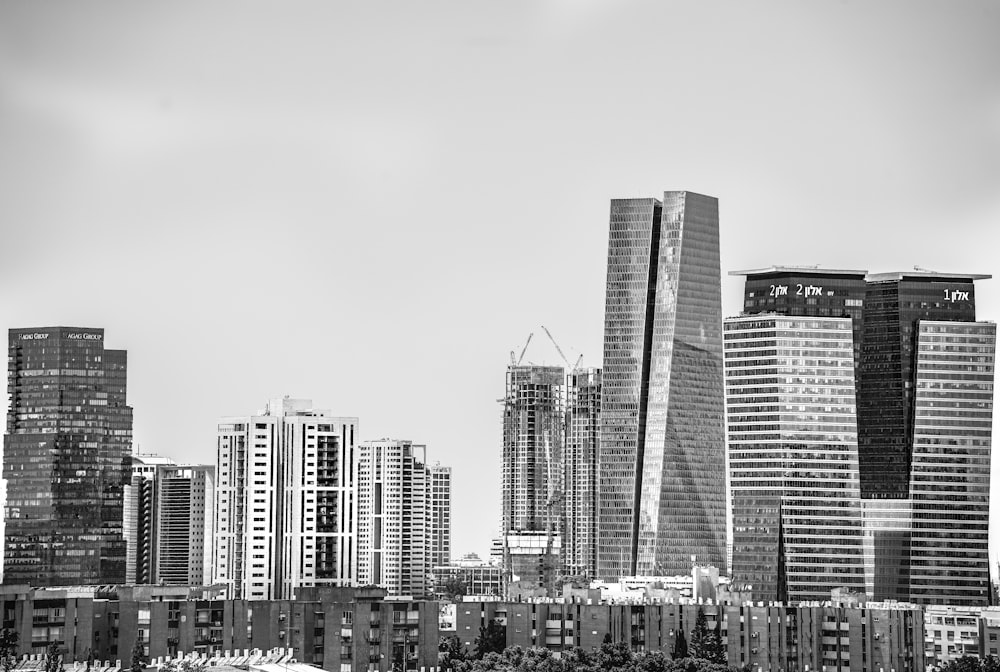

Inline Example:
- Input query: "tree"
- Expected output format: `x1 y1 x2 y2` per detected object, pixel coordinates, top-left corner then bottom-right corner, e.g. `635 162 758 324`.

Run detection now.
689 609 710 660
129 637 147 672
594 639 633 671
707 616 725 664
441 575 468 601
473 619 506 659
439 635 466 671
43 642 61 672
671 629 688 659
0 629 18 672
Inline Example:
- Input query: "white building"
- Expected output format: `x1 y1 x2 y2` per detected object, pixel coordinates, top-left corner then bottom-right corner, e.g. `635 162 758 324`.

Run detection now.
357 439 449 597
214 398 358 600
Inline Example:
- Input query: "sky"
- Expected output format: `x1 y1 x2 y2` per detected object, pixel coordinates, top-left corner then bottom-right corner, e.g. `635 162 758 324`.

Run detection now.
1 0 999 568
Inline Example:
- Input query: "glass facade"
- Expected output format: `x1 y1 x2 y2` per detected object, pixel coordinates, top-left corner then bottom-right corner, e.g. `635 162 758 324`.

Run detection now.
725 314 866 602
599 192 726 579
730 269 995 605
908 321 994 605
3 327 133 585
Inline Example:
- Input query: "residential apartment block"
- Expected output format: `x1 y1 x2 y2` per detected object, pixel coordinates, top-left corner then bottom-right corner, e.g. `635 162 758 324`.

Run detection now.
214 398 358 600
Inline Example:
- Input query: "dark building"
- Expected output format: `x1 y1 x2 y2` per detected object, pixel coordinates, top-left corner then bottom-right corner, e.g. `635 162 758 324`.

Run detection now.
598 191 727 578
454 593 923 672
728 269 995 606
0 584 439 672
3 327 133 586
857 272 994 605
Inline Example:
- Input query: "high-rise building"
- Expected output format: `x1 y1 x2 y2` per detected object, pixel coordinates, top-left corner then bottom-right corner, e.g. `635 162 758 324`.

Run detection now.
3 327 133 586
727 268 995 606
155 463 215 585
598 192 727 579
427 462 452 568
213 398 357 600
356 439 430 596
501 365 564 590
124 454 177 584
726 268 869 602
564 367 600 579
857 271 994 605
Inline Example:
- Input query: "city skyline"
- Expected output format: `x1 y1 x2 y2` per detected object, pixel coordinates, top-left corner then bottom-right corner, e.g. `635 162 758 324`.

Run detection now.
1 1 998 565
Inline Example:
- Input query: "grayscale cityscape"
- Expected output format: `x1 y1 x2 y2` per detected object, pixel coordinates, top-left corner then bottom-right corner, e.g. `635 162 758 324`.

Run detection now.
1 3 998 672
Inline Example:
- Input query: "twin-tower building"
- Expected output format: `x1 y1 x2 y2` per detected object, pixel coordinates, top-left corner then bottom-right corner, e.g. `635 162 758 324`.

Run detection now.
502 190 994 605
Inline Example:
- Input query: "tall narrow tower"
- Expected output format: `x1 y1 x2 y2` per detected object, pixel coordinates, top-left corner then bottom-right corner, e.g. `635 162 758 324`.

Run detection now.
502 365 565 590
4 327 133 585
598 192 727 579
564 367 601 579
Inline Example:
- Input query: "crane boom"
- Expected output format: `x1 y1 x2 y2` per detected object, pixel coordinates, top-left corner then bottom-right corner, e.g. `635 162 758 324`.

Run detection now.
540 325 570 369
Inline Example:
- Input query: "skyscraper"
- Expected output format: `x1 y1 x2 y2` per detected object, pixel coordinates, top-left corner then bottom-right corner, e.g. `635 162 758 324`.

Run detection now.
598 192 727 579
214 398 357 599
726 268 995 606
564 367 600 579
124 454 177 584
857 271 994 605
3 327 132 586
501 365 564 590
726 268 869 602
155 463 215 585
427 462 452 568
356 439 430 596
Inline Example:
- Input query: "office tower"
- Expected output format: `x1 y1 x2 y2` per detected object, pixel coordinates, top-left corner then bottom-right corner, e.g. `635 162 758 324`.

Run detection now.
155 464 215 585
214 398 357 600
427 462 452 568
356 439 430 596
726 268 869 602
564 367 600 579
857 271 994 605
501 365 564 590
3 327 133 586
124 454 177 584
598 192 727 579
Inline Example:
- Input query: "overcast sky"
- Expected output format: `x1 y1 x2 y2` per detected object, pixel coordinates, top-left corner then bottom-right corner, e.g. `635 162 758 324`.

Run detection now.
2 0 999 568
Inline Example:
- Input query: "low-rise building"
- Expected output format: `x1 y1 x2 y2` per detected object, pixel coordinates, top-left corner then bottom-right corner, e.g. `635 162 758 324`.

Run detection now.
0 585 438 672
455 595 923 672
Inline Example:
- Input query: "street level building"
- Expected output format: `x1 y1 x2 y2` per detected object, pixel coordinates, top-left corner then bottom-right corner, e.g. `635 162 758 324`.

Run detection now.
598 192 727 579
3 327 133 586
0 584 440 672
456 592 923 672
214 399 358 600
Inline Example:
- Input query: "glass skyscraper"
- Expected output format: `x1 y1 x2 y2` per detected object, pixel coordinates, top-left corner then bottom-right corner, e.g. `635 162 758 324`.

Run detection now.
3 327 133 585
727 269 995 606
858 272 994 605
598 191 727 579
726 268 869 602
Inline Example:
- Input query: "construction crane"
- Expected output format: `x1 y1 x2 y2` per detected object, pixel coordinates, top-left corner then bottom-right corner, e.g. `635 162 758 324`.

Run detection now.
517 332 533 366
541 325 583 372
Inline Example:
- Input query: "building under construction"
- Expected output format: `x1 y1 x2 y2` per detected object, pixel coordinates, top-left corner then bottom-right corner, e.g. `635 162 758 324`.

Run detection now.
501 364 565 592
